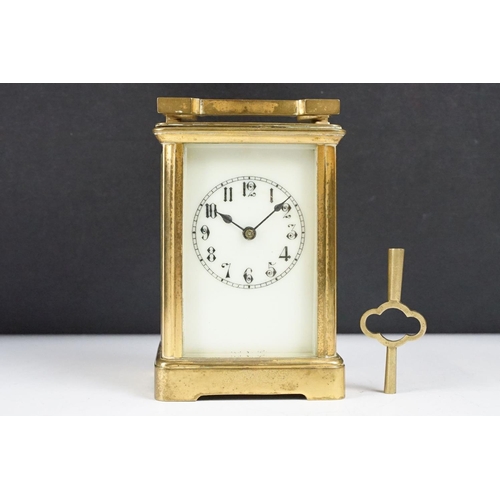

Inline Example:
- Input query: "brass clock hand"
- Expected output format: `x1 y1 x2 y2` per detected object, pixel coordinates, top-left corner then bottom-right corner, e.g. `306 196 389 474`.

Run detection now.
217 211 245 231
254 196 292 230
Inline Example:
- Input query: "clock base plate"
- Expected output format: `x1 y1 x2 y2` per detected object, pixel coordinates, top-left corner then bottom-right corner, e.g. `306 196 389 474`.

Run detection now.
155 344 345 401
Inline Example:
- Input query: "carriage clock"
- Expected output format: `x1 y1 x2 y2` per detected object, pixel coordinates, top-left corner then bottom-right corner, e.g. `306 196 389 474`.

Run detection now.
153 98 346 401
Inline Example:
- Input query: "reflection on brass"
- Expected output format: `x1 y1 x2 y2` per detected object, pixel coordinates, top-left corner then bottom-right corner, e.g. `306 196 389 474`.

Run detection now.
154 98 346 401
155 347 345 401
157 98 340 123
360 248 427 394
317 145 337 357
160 144 183 358
153 122 345 144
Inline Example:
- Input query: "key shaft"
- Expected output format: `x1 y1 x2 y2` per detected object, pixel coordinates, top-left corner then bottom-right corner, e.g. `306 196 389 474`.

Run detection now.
384 346 397 394
388 248 404 302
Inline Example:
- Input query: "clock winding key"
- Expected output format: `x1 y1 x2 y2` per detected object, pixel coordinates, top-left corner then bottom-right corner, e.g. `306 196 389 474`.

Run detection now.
360 248 427 394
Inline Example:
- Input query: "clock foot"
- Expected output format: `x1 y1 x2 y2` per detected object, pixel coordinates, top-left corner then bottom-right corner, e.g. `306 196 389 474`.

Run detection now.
155 344 345 401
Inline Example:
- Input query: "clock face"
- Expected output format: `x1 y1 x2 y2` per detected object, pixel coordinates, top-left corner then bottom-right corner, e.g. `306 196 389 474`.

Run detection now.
192 176 305 289
183 144 317 358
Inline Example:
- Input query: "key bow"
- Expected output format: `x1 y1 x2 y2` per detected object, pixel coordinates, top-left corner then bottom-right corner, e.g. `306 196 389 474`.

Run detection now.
360 248 427 393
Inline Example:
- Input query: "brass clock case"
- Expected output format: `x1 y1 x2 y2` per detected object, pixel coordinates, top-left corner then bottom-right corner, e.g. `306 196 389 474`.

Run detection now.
153 98 346 401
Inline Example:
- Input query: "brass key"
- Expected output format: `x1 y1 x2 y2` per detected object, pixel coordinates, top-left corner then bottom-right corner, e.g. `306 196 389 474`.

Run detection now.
360 249 427 394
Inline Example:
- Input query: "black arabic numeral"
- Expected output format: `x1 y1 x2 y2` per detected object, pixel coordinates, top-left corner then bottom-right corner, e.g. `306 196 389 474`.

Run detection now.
200 225 210 240
243 268 253 284
221 263 231 279
282 203 291 219
207 247 216 262
224 187 233 202
205 203 217 218
266 262 277 278
243 181 256 197
287 224 297 240
279 246 291 262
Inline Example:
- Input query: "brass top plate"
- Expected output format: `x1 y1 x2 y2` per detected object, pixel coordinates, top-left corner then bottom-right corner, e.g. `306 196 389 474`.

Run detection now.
157 98 340 122
153 122 346 145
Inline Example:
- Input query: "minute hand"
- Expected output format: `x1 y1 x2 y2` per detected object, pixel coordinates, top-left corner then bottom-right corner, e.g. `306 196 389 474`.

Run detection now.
254 196 291 230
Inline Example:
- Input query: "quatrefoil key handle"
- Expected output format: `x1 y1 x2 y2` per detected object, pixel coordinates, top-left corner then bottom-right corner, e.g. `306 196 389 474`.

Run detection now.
360 248 427 394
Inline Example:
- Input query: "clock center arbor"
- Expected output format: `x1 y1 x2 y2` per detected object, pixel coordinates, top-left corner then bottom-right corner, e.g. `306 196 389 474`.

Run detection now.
153 98 346 401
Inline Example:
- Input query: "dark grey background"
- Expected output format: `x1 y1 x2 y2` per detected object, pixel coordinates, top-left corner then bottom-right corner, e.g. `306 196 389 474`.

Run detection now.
1 84 498 334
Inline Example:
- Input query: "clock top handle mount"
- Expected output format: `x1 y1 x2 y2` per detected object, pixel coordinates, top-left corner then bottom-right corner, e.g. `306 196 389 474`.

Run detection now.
156 97 341 125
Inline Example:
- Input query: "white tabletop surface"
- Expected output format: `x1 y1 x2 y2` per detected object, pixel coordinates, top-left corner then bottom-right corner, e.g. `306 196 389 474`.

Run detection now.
1 333 498 500
1 333 499 416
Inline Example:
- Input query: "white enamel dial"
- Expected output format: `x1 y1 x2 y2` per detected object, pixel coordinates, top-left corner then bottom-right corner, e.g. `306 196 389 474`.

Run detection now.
192 176 305 289
183 143 317 358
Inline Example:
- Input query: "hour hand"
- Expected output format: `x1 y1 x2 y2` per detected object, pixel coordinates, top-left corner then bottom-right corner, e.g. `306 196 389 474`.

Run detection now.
218 211 245 231
218 212 233 224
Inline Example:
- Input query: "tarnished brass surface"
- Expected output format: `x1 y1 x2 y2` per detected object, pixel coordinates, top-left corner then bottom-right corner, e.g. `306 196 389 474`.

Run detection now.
154 122 345 145
157 98 340 123
317 145 337 357
160 144 183 358
154 98 346 401
360 248 427 394
388 248 404 302
384 347 397 395
155 347 345 401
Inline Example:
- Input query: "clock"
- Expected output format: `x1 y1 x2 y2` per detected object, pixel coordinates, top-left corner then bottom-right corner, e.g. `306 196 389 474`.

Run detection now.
153 98 346 401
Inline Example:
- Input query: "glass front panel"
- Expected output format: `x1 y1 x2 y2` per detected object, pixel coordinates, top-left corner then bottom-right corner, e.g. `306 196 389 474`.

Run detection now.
183 144 317 357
